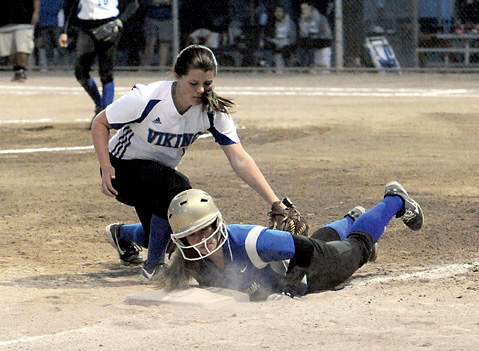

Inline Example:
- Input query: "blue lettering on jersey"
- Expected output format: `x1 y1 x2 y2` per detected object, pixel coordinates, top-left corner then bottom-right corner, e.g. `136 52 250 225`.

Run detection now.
180 133 195 147
147 129 202 148
162 133 176 147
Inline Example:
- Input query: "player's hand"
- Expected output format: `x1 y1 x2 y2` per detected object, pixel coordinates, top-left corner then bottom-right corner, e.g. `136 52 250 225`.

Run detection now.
100 165 118 197
58 33 68 48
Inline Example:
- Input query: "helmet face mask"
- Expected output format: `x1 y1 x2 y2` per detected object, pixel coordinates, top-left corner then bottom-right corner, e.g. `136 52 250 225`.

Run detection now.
168 189 228 261
173 219 228 261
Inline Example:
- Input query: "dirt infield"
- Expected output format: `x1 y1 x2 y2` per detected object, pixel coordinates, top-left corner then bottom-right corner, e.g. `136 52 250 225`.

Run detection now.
0 72 478 350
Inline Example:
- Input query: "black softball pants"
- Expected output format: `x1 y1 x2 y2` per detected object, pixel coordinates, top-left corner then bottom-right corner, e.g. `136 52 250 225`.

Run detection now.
304 228 374 293
108 155 191 238
75 29 117 84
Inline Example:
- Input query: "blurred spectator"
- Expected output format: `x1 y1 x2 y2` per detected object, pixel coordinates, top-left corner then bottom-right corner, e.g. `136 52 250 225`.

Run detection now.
205 0 231 33
35 0 64 71
180 0 230 48
116 1 145 66
297 1 332 70
314 0 332 16
188 28 221 49
0 0 40 82
291 0 330 19
279 0 293 16
418 0 453 33
343 0 365 67
228 19 244 47
456 0 479 33
143 0 172 66
364 0 386 35
264 5 297 70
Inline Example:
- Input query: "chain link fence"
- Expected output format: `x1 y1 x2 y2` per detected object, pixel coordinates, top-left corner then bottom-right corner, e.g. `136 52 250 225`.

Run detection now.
6 0 478 72
211 0 479 71
337 0 479 70
339 0 416 68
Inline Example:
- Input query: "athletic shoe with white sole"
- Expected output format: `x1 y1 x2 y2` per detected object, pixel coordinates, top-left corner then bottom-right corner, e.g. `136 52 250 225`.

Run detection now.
104 223 144 265
345 206 366 221
139 262 169 285
384 181 424 231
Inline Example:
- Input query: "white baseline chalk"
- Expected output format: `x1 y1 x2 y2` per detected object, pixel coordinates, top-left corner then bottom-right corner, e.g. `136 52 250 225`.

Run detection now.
0 145 94 154
0 326 102 346
1 85 479 98
351 262 478 287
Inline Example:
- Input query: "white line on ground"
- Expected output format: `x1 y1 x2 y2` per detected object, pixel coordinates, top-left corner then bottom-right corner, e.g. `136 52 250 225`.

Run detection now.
351 261 478 287
1 86 478 98
1 119 52 124
0 145 94 154
0 326 102 346
0 119 100 124
0 134 211 155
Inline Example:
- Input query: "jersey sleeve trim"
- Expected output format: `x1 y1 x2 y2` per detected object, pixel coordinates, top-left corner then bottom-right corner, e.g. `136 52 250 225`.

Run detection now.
244 226 269 269
207 112 238 145
109 99 161 130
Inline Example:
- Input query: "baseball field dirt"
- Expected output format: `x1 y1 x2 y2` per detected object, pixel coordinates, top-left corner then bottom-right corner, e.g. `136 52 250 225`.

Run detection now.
0 72 478 350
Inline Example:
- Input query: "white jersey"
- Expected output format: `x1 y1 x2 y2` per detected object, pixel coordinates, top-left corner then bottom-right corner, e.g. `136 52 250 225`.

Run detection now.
106 81 240 169
77 0 119 21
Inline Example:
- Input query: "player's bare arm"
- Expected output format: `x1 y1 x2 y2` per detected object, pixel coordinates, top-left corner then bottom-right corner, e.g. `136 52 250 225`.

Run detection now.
221 143 279 205
31 0 41 26
91 111 118 197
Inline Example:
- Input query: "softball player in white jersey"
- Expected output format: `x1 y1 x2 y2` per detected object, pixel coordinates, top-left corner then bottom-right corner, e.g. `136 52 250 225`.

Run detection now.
59 0 139 128
92 45 282 284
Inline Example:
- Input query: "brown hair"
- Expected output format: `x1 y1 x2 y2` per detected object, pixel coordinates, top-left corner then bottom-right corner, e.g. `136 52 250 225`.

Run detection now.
174 45 235 114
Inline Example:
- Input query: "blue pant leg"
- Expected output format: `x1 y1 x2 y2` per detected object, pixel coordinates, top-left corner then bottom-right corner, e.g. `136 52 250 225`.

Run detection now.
119 223 147 247
101 81 114 108
323 217 354 241
349 196 403 242
146 215 172 264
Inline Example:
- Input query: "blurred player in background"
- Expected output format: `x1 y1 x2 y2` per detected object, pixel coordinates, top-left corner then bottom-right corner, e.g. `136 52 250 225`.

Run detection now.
59 0 139 128
142 0 172 67
35 0 64 71
92 45 284 284
164 182 424 301
0 0 40 82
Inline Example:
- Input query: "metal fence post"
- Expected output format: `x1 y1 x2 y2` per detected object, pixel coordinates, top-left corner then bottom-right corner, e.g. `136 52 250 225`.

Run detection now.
335 0 344 69
172 0 180 60
412 0 419 68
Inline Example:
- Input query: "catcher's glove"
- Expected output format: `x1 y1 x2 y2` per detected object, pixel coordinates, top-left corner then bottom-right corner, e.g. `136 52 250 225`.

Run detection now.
92 19 123 43
269 197 309 236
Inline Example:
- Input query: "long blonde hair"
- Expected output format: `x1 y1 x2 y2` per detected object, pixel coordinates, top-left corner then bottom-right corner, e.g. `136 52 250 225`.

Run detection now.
164 251 200 291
